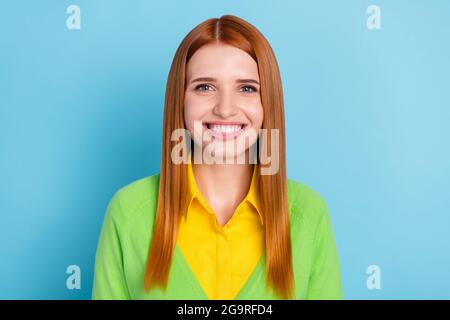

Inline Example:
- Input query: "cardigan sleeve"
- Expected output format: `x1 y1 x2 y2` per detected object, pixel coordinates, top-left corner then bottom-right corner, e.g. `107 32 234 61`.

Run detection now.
92 191 131 300
306 200 344 300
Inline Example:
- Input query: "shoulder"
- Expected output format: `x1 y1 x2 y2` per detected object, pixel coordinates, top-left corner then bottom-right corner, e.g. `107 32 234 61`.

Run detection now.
105 173 160 225
287 179 329 232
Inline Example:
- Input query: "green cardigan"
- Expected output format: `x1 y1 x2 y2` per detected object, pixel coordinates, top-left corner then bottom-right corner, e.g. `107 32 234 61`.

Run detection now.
92 174 344 300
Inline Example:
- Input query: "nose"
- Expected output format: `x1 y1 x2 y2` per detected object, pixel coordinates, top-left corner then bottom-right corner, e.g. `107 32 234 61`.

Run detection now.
212 90 238 118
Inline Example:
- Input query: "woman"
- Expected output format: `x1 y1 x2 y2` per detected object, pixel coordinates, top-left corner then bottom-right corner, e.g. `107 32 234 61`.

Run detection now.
92 15 343 300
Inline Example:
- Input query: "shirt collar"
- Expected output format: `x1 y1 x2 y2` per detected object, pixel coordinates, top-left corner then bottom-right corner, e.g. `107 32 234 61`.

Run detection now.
186 161 264 226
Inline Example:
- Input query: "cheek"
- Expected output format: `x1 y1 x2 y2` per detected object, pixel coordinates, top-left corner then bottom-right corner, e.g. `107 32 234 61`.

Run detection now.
246 101 264 129
184 94 211 130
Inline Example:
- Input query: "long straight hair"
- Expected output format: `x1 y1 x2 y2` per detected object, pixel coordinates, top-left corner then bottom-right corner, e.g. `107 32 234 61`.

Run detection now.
144 15 293 300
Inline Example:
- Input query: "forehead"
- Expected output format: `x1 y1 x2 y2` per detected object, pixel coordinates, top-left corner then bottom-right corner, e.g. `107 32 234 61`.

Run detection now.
186 43 259 80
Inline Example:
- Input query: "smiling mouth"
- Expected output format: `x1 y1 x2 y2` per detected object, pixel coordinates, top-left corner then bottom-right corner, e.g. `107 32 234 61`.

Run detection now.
202 122 248 139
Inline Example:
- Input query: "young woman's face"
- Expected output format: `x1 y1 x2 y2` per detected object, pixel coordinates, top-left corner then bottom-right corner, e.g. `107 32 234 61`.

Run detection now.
184 43 263 162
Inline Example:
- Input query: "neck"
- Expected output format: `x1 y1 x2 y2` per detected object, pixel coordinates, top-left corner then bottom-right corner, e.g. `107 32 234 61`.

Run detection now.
192 161 254 215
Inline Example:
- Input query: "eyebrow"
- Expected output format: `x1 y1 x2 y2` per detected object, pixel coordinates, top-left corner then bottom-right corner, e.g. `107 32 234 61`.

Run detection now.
189 77 260 85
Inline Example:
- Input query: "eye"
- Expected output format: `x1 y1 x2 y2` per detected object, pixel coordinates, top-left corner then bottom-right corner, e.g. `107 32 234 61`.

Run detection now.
240 85 257 93
195 84 213 91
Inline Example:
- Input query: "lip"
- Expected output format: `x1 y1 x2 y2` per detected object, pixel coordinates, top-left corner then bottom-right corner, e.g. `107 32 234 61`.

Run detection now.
202 121 248 141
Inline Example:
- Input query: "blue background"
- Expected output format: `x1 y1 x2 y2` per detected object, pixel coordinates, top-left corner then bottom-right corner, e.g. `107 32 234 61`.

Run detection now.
1 0 449 299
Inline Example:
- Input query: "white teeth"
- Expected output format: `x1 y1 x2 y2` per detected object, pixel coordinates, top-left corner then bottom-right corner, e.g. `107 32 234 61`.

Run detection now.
208 124 243 134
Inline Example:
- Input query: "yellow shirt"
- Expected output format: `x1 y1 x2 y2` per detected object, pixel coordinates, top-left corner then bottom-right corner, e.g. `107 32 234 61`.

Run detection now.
177 162 264 300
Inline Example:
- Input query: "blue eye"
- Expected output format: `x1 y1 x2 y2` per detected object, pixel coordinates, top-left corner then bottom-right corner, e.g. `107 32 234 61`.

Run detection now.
195 84 212 91
240 86 257 93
